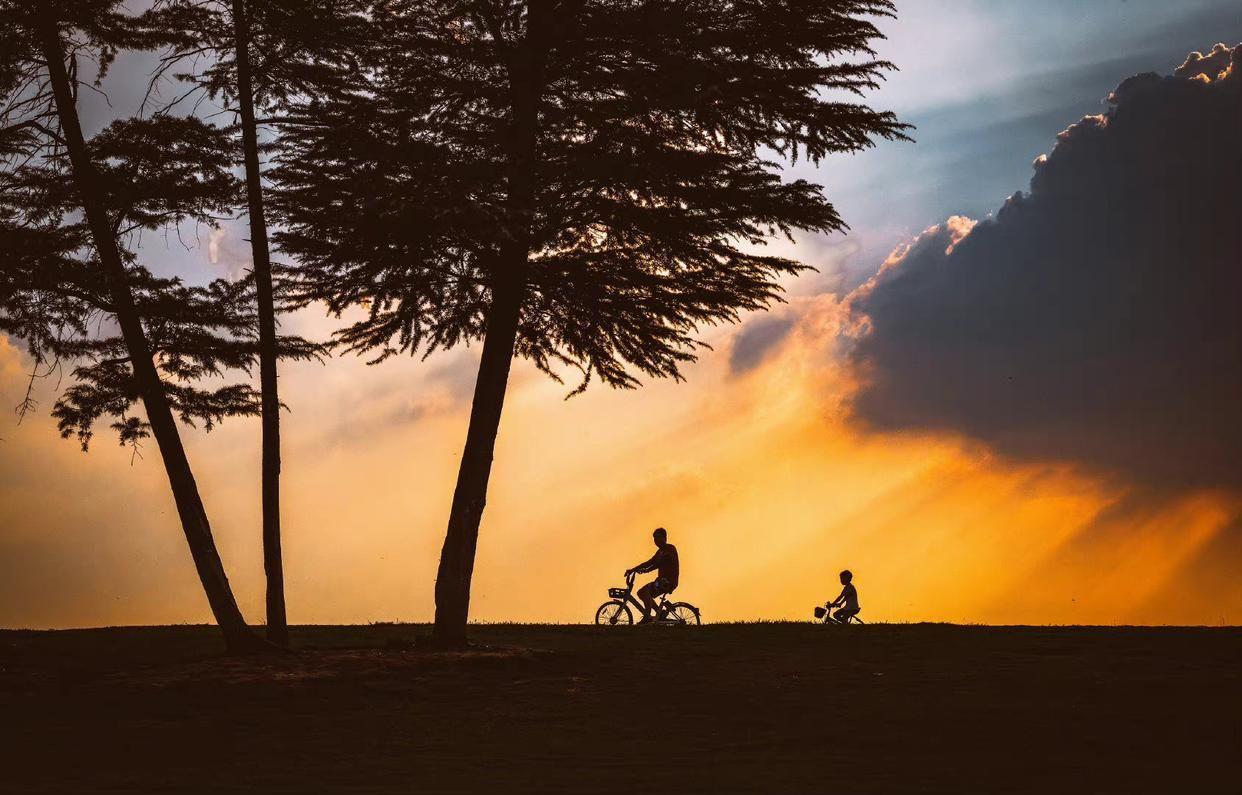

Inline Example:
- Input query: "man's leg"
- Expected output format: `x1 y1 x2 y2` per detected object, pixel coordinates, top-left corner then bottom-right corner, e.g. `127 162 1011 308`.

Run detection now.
637 583 655 621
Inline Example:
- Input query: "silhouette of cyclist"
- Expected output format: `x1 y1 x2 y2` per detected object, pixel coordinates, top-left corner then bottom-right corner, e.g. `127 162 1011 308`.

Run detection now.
827 569 860 623
625 527 679 624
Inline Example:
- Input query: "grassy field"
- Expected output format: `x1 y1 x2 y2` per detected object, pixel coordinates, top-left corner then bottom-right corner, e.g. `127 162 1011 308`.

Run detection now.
1 623 1238 793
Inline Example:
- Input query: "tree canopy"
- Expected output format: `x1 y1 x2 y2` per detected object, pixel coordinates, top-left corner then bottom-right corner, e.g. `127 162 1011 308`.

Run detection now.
1 3 320 452
276 0 910 390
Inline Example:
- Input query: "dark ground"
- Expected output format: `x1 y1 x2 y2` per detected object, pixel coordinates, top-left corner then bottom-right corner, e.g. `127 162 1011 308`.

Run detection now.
1 623 1238 794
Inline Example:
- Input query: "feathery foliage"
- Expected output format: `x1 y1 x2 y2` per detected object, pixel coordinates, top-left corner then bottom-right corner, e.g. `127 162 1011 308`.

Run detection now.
0 0 273 648
150 0 369 115
0 111 318 451
276 0 909 390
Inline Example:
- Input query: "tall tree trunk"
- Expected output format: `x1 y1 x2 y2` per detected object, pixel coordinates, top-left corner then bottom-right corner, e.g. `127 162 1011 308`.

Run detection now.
37 15 258 652
231 0 287 646
432 19 545 646
432 269 526 645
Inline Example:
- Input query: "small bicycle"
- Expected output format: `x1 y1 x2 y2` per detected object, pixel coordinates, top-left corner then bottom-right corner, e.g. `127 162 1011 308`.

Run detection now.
814 604 865 624
595 571 701 626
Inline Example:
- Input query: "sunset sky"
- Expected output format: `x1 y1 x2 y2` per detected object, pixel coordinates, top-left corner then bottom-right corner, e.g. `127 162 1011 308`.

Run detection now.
2 0 1239 629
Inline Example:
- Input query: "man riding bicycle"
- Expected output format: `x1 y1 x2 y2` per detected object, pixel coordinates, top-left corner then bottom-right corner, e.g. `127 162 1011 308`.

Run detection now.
625 527 679 624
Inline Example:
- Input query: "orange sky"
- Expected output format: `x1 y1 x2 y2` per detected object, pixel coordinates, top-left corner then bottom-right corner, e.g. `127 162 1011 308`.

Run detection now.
3 266 1238 629
5 1 1239 631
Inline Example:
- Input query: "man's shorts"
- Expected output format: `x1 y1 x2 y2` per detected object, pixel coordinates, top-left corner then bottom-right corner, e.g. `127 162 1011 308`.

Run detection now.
834 606 860 622
643 577 675 597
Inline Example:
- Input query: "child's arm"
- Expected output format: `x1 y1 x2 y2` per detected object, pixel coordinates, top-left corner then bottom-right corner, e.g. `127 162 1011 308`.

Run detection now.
827 587 846 607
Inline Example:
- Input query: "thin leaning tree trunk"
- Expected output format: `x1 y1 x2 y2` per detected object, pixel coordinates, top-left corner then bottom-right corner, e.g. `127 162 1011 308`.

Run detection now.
432 28 544 646
37 15 258 652
231 0 287 646
432 273 526 645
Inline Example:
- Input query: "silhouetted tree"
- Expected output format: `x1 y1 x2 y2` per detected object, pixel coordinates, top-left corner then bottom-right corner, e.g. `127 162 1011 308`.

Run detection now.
0 1 312 651
149 0 366 644
276 0 909 644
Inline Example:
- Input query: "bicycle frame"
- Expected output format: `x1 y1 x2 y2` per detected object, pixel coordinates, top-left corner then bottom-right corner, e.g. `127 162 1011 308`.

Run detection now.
818 604 864 624
610 573 675 620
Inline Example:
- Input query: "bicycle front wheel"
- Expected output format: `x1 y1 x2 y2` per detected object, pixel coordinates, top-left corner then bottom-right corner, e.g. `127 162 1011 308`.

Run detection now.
595 600 633 626
667 603 701 625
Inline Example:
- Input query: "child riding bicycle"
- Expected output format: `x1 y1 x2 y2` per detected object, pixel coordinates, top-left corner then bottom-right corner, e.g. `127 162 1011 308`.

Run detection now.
823 569 861 623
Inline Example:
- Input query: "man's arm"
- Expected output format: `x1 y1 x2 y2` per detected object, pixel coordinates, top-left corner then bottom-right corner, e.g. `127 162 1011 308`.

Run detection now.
627 548 663 575
828 586 846 607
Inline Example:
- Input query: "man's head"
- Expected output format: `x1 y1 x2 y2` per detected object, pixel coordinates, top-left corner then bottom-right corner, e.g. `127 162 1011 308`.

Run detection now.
653 527 667 547
839 569 853 585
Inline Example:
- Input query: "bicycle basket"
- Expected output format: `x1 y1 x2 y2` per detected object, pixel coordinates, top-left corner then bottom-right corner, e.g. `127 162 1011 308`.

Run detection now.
608 588 628 598
813 606 827 619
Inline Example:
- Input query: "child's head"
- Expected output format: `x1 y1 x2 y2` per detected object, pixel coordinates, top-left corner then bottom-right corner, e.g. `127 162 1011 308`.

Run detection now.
839 569 853 585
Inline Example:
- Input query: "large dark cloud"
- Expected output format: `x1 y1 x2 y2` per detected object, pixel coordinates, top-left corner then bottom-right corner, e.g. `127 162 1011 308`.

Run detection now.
849 44 1242 490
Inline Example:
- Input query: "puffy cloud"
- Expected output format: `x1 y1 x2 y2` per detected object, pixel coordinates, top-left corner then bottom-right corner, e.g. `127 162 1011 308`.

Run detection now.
847 44 1242 491
1174 42 1236 81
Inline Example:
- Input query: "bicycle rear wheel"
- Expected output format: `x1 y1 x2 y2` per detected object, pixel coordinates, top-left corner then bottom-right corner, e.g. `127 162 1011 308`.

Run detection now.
595 600 633 626
667 603 700 625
